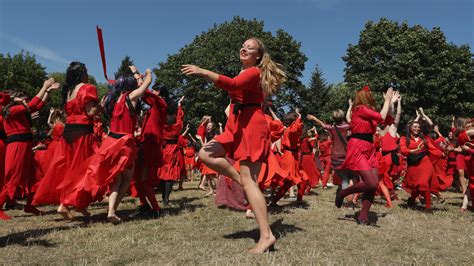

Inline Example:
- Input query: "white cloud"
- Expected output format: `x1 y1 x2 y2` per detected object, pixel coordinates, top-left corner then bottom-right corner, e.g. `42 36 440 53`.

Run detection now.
0 32 70 65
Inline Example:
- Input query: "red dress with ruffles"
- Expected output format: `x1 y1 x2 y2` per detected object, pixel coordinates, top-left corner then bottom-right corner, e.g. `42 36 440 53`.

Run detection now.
197 120 218 175
279 118 306 185
1 96 44 199
400 136 440 193
300 137 320 188
157 106 185 181
184 145 196 168
60 92 138 209
341 106 388 171
37 123 64 175
457 131 474 197
33 84 98 206
213 67 270 163
429 137 453 192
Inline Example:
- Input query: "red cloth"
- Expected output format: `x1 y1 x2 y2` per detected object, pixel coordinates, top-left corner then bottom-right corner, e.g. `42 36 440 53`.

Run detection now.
158 107 186 181
213 67 270 162
280 118 305 185
299 138 320 188
59 94 138 209
341 106 384 171
184 145 196 168
37 123 64 176
1 97 44 199
0 115 6 189
323 123 350 170
33 84 98 206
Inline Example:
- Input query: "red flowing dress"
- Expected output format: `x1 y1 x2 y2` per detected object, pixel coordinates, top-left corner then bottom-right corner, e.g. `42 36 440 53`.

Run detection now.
279 118 305 186
1 96 44 199
429 137 453 192
157 106 186 181
197 120 218 176
457 131 474 197
61 92 138 209
341 106 389 171
319 139 333 186
400 136 441 193
213 67 270 163
38 123 64 175
33 84 98 206
300 137 320 188
184 144 196 169
0 114 6 190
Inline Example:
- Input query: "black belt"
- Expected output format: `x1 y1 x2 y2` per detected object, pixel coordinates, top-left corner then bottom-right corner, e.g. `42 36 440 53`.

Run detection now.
0 130 6 140
108 131 126 139
350 133 373 143
283 145 298 153
382 149 400 166
63 124 93 144
5 133 33 144
231 101 261 115
165 139 178 145
301 152 313 155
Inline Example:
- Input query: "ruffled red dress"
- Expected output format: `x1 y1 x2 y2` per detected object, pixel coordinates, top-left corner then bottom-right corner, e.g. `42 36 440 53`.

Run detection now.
341 106 390 171
429 137 453 192
279 118 306 186
197 120 218 175
184 145 196 169
157 106 186 181
60 92 138 209
38 123 64 175
457 131 474 196
33 84 98 206
299 137 320 188
213 67 270 163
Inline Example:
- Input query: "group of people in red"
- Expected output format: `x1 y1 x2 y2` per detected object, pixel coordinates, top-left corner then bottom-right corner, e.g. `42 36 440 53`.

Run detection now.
0 37 473 253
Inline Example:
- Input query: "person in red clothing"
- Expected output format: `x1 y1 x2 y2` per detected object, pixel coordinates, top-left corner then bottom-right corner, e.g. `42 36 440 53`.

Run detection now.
318 133 333 189
334 86 398 225
62 71 152 224
0 78 60 220
196 116 220 196
0 92 11 195
184 137 197 182
157 96 186 206
458 123 474 212
181 37 286 253
299 127 320 191
33 62 100 220
39 108 66 175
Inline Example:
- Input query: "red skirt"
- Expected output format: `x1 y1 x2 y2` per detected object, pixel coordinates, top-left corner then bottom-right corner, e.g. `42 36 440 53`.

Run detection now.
300 153 320 188
2 141 37 199
402 156 434 193
258 151 289 190
429 156 453 192
185 155 195 168
214 104 270 163
342 138 378 171
279 151 305 186
59 135 137 209
201 164 218 175
157 143 184 181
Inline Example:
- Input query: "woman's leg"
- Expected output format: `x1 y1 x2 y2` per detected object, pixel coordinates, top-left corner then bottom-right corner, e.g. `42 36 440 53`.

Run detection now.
336 169 378 208
108 174 123 223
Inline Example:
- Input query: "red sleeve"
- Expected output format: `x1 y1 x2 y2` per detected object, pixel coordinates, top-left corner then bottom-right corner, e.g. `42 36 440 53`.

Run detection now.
322 123 332 130
358 106 383 123
457 131 470 146
178 135 188 147
400 136 410 156
79 84 99 105
428 138 443 157
8 96 43 116
196 120 208 141
173 105 184 132
269 120 284 142
288 118 303 142
215 67 260 93
384 114 394 125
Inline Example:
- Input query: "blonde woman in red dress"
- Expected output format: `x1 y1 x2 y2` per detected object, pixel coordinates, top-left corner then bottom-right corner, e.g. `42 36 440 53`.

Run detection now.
181 38 286 253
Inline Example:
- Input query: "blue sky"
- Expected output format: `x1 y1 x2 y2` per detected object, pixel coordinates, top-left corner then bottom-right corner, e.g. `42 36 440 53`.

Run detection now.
0 0 472 85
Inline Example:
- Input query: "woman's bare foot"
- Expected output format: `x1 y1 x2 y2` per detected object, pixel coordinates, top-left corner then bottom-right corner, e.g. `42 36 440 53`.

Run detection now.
245 210 255 219
205 190 214 196
107 214 122 225
248 234 276 254
198 185 207 191
57 206 75 220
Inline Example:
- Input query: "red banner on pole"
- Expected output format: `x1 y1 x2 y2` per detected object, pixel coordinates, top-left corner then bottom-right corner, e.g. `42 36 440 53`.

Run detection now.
96 26 110 82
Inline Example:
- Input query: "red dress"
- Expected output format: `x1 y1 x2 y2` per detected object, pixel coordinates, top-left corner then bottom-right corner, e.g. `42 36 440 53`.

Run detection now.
184 145 196 168
157 106 186 181
213 67 270 162
319 139 333 186
33 84 98 206
0 115 6 189
37 123 64 175
279 118 305 185
197 120 218 176
457 131 474 197
342 106 387 171
61 92 138 209
400 136 440 193
300 137 320 188
429 137 453 192
1 96 44 199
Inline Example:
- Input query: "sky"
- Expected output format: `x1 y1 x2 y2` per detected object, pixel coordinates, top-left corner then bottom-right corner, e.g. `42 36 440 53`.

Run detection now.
0 0 472 86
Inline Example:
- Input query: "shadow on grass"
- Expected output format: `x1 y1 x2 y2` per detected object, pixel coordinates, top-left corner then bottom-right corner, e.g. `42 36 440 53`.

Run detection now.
223 218 304 242
337 211 387 227
0 226 78 247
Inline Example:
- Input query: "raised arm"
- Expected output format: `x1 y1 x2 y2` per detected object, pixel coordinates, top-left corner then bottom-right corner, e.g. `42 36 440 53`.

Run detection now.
418 107 433 126
128 69 152 104
379 88 397 121
346 98 353 123
306 114 327 128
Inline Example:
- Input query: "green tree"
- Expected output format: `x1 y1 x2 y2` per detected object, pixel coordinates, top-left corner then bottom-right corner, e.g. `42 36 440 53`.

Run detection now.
154 16 307 129
343 18 474 129
114 56 134 79
300 66 329 117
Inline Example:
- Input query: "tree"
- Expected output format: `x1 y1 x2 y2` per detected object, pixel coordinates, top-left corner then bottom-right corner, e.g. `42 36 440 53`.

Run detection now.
154 16 307 129
343 18 473 130
114 56 134 79
300 66 329 117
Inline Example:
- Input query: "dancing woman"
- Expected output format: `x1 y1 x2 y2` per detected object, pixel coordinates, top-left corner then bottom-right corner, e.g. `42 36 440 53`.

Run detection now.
335 86 398 225
181 37 286 253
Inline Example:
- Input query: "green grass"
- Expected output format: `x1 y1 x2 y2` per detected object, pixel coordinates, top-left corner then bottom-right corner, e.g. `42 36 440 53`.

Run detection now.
1 181 473 264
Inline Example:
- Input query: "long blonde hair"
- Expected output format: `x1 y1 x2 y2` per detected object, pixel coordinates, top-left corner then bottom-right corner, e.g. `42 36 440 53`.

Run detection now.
250 38 287 96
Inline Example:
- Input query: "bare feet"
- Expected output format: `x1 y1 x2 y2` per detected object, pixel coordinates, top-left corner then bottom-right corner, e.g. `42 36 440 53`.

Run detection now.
205 190 214 196
107 215 122 225
245 210 255 219
198 185 207 191
248 234 276 254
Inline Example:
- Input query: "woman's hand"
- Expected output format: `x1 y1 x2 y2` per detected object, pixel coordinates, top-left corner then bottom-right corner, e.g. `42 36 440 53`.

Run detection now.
178 96 185 106
181 65 204 76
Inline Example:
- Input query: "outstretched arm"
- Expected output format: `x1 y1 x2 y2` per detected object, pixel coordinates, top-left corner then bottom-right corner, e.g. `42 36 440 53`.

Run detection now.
128 69 152 104
346 98 353 123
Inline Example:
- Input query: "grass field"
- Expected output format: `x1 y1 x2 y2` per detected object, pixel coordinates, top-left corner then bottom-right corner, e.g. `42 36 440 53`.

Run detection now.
1 181 473 264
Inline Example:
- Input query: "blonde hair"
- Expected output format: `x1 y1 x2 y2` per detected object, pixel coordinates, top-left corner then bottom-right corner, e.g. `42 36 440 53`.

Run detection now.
332 109 345 124
250 38 287 96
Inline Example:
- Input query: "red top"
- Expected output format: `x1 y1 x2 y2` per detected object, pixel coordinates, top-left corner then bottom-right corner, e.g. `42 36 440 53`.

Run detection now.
215 67 263 104
51 123 65 141
109 92 137 134
141 90 168 143
3 96 44 136
281 118 303 151
300 137 314 154
381 133 398 152
400 136 443 157
163 105 184 140
319 139 332 157
265 115 284 143
65 84 98 125
196 120 208 142
457 130 471 146
350 105 386 134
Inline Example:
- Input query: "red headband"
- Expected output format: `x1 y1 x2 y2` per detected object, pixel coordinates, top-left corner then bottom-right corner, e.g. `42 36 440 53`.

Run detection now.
362 86 370 92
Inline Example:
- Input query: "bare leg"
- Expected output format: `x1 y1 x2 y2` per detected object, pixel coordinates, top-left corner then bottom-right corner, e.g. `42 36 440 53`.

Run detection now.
108 174 123 223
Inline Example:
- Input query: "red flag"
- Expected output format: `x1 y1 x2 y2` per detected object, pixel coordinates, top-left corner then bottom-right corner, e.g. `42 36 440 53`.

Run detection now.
96 26 110 83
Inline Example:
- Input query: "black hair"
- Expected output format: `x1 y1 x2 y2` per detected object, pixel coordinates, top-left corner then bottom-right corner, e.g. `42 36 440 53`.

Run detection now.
62 62 88 105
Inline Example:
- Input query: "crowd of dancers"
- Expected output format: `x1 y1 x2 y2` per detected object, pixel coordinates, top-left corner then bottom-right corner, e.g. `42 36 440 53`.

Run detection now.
0 38 473 253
